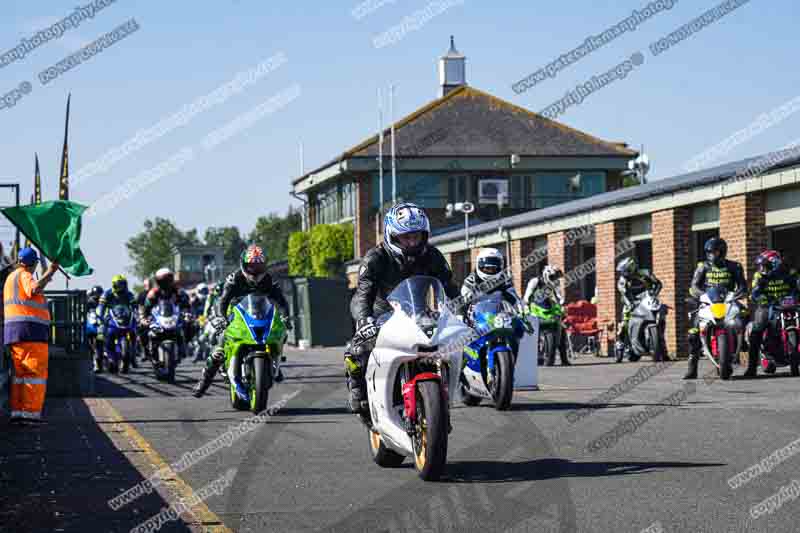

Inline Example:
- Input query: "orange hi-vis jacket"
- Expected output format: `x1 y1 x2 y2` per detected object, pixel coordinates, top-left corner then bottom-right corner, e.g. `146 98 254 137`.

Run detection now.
4 267 50 344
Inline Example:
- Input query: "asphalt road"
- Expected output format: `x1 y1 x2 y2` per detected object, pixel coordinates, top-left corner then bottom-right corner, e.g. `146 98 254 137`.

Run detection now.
92 348 800 533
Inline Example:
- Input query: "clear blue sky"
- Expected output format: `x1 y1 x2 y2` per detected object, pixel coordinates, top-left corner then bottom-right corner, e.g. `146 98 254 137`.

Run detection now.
1 0 797 289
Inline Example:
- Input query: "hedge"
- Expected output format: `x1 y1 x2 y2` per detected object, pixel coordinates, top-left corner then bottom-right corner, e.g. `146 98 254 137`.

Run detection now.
289 222 354 278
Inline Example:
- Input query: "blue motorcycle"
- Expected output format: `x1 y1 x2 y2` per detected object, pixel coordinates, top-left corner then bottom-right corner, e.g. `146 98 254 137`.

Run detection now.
104 304 136 374
460 292 529 410
149 300 183 383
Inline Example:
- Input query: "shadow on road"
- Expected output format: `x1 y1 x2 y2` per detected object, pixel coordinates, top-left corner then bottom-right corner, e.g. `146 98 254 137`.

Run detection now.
443 458 725 483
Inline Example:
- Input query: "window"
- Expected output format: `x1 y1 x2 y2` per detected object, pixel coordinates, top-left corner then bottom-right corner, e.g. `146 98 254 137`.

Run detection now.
371 173 447 208
527 171 606 209
340 181 355 219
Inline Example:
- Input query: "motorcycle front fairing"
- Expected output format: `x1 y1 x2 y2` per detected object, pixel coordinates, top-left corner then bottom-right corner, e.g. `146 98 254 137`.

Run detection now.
367 277 470 455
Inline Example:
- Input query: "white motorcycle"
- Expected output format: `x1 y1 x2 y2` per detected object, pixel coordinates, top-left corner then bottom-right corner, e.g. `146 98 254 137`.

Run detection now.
363 276 471 481
694 286 744 380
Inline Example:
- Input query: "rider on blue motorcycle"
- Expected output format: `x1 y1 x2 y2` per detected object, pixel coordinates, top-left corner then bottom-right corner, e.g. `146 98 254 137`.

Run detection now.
344 202 460 414
97 275 137 368
460 248 525 317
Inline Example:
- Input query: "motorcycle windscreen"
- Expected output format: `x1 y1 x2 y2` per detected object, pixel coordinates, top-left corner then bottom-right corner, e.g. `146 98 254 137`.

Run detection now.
238 294 273 343
471 292 503 328
111 305 131 326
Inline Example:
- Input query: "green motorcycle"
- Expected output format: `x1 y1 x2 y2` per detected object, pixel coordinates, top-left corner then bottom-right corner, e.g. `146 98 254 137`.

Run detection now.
528 293 568 366
223 294 287 413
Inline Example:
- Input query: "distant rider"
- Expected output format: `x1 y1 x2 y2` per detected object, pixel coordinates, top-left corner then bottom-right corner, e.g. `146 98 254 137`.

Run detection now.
142 268 192 363
192 245 291 398
344 203 460 414
87 285 104 372
744 250 800 378
684 237 747 379
97 275 137 369
460 248 525 316
615 257 662 363
524 265 569 366
134 278 152 360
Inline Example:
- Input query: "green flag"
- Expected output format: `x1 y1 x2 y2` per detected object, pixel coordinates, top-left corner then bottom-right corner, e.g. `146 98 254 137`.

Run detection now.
1 200 93 276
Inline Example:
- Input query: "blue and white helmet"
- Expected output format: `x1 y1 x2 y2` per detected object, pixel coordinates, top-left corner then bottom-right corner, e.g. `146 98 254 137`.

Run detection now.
383 202 430 261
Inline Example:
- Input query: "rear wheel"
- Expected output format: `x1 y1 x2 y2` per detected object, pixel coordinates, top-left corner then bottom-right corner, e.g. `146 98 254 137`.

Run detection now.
250 355 272 414
788 331 800 377
718 333 732 380
368 429 405 467
413 381 448 481
492 350 514 411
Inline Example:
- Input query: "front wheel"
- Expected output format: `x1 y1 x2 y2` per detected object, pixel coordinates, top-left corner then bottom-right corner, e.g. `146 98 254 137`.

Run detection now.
787 330 800 377
120 337 130 374
542 330 556 366
492 350 514 411
413 381 448 481
718 332 732 380
368 429 405 467
250 355 272 414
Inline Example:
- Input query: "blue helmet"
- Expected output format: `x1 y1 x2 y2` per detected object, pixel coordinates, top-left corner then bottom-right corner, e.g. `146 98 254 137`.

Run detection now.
383 203 430 261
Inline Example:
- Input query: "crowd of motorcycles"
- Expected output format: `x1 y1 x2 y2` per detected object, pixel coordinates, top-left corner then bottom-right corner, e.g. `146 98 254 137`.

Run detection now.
83 269 800 482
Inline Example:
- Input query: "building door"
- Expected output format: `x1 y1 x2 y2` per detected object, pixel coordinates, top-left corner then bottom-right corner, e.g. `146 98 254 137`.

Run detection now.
770 224 800 270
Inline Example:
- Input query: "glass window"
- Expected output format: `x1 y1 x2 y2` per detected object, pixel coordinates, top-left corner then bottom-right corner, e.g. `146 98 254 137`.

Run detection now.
528 171 606 209
371 173 447 209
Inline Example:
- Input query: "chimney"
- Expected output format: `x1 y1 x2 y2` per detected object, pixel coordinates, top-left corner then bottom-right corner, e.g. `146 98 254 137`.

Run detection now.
438 36 466 97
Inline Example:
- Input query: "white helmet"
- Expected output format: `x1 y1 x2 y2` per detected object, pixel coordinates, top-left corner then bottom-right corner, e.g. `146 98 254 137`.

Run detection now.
542 265 562 286
383 202 431 262
476 248 504 282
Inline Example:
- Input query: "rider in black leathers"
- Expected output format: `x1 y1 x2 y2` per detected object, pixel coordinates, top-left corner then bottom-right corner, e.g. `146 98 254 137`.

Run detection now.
684 237 747 379
345 202 460 414
192 245 291 397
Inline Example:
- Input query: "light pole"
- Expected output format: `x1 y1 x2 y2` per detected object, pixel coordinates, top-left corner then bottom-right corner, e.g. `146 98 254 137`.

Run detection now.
446 201 475 249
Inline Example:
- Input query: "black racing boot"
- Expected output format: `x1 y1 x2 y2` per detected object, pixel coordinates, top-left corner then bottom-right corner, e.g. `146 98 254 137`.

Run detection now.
193 356 223 398
683 353 699 380
743 341 760 378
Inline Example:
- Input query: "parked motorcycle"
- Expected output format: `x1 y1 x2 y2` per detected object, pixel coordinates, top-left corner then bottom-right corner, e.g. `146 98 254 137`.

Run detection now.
617 290 668 363
362 276 470 481
461 292 529 410
104 304 136 374
528 292 566 366
747 295 800 376
694 286 744 380
223 294 287 413
149 300 183 383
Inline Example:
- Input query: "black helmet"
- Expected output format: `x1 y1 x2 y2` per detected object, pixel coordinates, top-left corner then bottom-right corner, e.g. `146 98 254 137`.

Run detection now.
89 285 104 298
704 237 727 266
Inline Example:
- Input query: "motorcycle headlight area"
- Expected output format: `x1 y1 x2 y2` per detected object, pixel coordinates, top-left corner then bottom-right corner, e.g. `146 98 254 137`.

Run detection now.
161 317 177 328
710 303 727 320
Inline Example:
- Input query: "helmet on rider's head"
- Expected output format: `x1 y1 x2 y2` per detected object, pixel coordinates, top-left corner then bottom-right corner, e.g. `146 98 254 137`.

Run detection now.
111 274 128 294
155 268 175 291
704 237 727 266
756 249 782 275
616 257 637 278
240 244 268 284
542 265 563 286
476 248 505 283
89 285 104 298
383 203 430 263
195 283 209 297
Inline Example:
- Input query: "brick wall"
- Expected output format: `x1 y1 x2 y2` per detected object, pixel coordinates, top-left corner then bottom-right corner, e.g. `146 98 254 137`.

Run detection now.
510 238 536 296
448 250 471 287
720 193 767 283
354 175 374 258
596 220 630 354
548 231 581 302
652 208 691 357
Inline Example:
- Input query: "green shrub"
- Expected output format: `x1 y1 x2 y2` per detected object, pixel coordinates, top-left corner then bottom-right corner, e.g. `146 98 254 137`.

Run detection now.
288 231 312 276
302 222 355 278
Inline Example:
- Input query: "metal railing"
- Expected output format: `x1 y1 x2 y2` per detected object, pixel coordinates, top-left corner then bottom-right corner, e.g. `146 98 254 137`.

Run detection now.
45 290 87 354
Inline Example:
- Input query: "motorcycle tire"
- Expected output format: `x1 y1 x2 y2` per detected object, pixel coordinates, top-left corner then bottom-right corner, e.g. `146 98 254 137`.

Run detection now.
229 354 248 410
120 337 130 374
492 350 514 411
542 331 556 366
718 333 733 380
789 330 800 377
369 428 405 467
413 381 448 481
250 354 272 414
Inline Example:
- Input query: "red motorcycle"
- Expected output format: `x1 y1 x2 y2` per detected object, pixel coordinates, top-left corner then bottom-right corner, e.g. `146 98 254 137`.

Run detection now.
750 295 800 376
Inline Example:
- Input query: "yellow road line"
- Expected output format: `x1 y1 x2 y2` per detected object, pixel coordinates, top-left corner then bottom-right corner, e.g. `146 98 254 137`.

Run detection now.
91 398 234 533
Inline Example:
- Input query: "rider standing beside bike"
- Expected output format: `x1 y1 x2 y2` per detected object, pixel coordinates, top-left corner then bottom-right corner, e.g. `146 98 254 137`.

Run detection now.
134 278 152 360
87 285 103 372
615 257 662 363
684 237 747 379
345 203 460 414
192 245 292 398
96 275 137 370
745 250 800 378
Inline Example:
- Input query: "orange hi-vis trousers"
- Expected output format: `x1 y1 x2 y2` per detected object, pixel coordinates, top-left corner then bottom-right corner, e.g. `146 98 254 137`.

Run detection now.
9 341 48 420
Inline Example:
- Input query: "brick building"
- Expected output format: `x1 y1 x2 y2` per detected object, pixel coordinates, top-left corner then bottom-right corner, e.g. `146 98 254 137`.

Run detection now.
290 38 638 286
430 148 800 358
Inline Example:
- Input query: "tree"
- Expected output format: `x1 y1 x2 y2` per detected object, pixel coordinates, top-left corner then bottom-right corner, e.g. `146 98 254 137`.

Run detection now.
204 226 247 263
308 222 354 277
125 218 201 280
288 231 312 276
249 207 301 263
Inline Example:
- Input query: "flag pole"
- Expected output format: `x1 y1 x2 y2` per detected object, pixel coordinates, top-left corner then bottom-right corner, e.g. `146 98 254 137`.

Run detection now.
390 84 396 203
378 87 384 218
